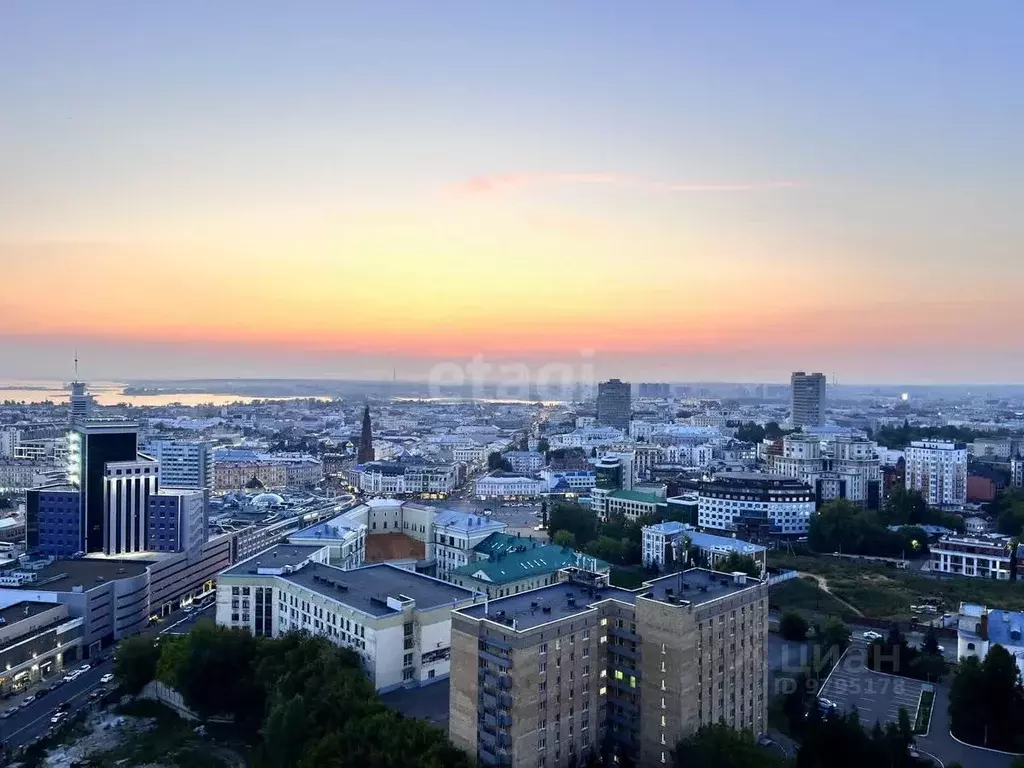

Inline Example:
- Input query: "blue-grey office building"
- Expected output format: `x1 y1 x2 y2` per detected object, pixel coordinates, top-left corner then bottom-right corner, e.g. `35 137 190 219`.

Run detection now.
26 485 83 557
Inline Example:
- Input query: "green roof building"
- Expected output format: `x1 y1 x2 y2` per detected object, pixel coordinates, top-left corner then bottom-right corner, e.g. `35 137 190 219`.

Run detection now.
448 532 609 598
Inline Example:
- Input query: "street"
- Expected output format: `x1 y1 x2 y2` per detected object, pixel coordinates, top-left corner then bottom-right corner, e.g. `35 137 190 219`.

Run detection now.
0 601 215 752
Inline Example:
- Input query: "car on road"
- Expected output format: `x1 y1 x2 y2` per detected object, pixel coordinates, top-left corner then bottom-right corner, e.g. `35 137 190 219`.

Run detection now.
100 673 114 684
20 694 37 708
50 711 66 725
77 663 91 673
863 631 883 641
62 671 79 683
1 708 16 719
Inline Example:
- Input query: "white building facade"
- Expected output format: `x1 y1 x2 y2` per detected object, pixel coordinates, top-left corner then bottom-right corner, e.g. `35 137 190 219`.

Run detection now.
698 472 815 536
930 534 1012 580
216 545 477 692
905 440 968 508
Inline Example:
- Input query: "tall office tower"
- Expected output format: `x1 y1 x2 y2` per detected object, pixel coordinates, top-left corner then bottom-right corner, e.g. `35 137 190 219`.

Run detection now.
905 440 968 508
597 379 631 430
358 404 375 463
68 420 142 554
143 440 215 493
449 568 769 767
103 455 159 554
789 371 826 427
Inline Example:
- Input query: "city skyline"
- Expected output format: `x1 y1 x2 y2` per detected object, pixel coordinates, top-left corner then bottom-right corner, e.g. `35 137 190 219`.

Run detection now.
2 1 1023 383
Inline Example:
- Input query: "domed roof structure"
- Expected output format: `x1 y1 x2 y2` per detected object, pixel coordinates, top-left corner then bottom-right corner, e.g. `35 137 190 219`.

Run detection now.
250 492 285 508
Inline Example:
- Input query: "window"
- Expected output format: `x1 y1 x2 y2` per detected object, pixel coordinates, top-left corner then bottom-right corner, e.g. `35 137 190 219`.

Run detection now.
967 642 976 650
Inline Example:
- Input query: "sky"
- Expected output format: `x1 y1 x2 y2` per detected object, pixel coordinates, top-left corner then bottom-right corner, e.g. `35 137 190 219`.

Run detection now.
1 1 1023 385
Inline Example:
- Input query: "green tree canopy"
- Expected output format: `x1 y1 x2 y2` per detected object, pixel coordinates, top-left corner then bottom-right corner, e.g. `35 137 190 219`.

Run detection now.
487 451 513 472
671 722 784 768
114 635 161 696
552 529 575 548
780 611 809 641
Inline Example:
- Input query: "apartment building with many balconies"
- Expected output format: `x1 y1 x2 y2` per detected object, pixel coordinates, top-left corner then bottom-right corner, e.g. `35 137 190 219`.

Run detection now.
449 567 768 767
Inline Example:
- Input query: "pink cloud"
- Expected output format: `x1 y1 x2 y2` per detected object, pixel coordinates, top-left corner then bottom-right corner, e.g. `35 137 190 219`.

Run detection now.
450 172 799 196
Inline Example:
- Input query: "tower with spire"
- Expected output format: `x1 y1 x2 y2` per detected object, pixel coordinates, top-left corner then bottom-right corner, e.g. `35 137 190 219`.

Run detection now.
68 351 93 424
357 403 375 463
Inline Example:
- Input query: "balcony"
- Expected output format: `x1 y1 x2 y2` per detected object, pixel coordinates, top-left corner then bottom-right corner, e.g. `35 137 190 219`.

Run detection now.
482 692 498 710
480 671 499 687
479 745 497 765
608 643 639 662
609 625 638 642
498 692 514 708
479 649 508 667
479 728 497 747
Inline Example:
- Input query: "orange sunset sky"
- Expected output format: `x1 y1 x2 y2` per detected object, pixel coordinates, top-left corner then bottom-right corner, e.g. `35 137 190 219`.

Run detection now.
2 2 1022 383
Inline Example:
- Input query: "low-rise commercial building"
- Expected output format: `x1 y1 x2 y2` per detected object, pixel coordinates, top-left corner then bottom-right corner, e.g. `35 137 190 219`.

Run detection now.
449 567 768 767
476 472 546 499
591 489 665 522
930 534 1013 580
698 473 815 537
504 451 546 474
216 543 477 692
641 522 767 575
0 602 84 695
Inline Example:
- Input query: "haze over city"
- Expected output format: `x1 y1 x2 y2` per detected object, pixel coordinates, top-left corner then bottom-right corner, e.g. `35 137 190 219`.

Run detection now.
2 1 1023 384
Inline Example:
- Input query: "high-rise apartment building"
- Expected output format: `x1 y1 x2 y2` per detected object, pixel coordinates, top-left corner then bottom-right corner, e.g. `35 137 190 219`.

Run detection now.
789 372 826 427
143 440 215 493
596 379 631 431
905 440 968 508
449 567 768 767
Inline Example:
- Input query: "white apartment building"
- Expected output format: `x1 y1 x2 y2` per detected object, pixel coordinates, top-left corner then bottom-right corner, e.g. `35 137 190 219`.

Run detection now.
930 534 1012 580
969 438 1013 460
143 440 215 492
771 434 880 507
432 509 507 580
474 472 545 499
502 451 545 474
905 440 968 508
452 445 488 465
548 426 625 449
1012 458 1024 489
216 544 477 692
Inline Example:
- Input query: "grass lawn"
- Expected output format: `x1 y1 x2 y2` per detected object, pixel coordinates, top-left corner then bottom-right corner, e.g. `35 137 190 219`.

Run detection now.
769 575 861 622
769 552 1024 621
913 689 935 734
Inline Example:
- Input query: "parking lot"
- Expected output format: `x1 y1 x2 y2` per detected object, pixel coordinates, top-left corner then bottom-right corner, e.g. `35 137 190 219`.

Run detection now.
819 639 929 729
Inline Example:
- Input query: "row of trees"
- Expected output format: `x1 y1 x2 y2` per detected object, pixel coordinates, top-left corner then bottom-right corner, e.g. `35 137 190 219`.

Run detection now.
733 421 795 444
808 499 929 559
870 420 1013 449
546 501 761 573
949 643 1024 752
672 707 921 768
115 623 471 768
866 626 947 682
992 489 1024 537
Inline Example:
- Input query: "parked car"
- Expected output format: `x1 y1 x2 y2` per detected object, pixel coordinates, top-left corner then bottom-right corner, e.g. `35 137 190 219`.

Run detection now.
77 664 91 673
0 708 16 719
19 694 37 708
99 673 114 684
50 711 66 725
863 631 883 641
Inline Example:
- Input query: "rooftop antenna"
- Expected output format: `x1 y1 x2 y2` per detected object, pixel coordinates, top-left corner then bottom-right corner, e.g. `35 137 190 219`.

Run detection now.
74 350 79 381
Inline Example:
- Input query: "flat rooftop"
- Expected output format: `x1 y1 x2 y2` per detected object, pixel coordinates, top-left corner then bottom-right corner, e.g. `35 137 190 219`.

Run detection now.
8 558 151 592
0 601 58 627
456 568 756 631
221 543 327 576
280 562 475 618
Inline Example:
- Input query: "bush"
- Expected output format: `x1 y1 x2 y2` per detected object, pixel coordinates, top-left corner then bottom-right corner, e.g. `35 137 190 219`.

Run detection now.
779 611 809 641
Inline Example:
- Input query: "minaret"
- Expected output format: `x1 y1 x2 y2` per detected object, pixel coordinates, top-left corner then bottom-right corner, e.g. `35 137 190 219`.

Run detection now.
358 403 375 463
